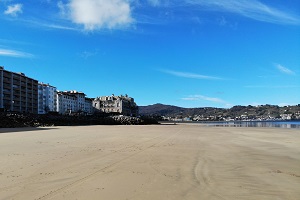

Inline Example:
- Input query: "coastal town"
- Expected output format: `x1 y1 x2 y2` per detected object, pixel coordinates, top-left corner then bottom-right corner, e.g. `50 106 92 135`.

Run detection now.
139 104 300 122
1 66 300 123
0 66 138 116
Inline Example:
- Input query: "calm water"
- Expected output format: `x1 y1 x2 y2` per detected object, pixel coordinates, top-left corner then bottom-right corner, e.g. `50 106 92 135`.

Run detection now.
170 121 300 129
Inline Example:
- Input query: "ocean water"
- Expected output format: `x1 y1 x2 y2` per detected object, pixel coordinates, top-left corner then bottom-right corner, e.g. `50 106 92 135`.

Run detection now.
198 121 300 129
166 120 300 129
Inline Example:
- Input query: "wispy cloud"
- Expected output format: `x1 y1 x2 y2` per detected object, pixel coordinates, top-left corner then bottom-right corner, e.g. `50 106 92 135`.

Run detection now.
182 94 232 107
4 4 23 17
161 69 223 80
59 0 133 31
146 0 173 7
17 18 79 31
147 0 160 7
186 0 300 25
182 95 224 103
42 23 78 31
245 85 300 88
79 50 98 59
0 48 34 58
275 64 296 75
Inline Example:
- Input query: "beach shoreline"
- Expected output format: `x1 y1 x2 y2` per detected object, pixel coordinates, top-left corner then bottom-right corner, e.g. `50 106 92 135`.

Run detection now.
0 125 299 199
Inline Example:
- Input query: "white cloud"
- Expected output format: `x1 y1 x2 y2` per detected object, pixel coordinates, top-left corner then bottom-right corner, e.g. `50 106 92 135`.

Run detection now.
4 4 23 17
186 0 300 25
60 0 133 31
276 64 295 75
161 69 223 80
0 48 33 58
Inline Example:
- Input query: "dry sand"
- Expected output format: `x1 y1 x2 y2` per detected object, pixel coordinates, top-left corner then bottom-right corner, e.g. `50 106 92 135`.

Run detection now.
0 125 299 200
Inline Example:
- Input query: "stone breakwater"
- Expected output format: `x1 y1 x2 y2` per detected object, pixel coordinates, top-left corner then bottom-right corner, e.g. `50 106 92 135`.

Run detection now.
0 113 158 128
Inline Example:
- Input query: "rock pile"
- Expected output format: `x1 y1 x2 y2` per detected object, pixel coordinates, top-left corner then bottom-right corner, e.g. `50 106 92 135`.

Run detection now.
0 113 158 128
109 115 142 125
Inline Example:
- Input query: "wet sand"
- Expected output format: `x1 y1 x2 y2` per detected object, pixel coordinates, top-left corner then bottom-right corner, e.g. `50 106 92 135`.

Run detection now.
0 125 299 200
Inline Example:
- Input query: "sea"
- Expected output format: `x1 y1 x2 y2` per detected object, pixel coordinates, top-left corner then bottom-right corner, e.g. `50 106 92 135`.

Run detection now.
170 120 300 129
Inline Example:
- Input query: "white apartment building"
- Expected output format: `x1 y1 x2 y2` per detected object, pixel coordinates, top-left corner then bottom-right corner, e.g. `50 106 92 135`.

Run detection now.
38 83 57 114
57 91 77 114
57 90 93 115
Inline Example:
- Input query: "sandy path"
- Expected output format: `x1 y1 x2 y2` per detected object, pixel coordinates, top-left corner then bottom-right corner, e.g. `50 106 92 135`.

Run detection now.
0 125 299 200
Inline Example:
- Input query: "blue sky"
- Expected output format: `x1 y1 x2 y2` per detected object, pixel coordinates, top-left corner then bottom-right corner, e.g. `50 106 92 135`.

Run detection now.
0 0 299 108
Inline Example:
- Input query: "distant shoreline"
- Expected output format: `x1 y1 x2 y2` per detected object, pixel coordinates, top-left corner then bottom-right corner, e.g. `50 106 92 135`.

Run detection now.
160 120 300 128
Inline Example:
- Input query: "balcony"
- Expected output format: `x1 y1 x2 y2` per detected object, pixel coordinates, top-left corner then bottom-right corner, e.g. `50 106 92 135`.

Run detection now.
13 88 21 94
3 77 11 82
13 102 21 107
3 73 11 79
13 97 21 102
3 96 11 101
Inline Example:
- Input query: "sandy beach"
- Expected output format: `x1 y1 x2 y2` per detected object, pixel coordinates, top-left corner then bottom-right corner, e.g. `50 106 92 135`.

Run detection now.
0 125 299 200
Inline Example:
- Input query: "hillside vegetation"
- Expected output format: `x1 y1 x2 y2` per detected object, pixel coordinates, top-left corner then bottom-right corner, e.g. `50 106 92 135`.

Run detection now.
139 104 300 121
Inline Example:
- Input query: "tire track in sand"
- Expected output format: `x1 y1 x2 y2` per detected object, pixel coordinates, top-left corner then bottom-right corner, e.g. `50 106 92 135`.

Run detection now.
192 153 227 200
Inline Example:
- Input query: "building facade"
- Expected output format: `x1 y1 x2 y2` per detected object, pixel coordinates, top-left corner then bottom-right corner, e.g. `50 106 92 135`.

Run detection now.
0 66 38 113
84 98 94 114
57 91 77 114
93 94 138 116
57 91 93 115
38 83 57 114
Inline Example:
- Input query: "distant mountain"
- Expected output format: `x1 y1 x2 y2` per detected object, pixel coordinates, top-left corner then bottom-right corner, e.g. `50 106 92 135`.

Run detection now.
139 103 226 117
138 103 186 116
139 103 300 120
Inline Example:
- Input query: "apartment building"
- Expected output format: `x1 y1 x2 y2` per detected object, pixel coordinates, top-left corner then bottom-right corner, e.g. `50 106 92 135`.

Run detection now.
0 66 38 113
93 94 138 116
57 91 77 114
38 83 57 114
57 91 93 115
84 98 94 114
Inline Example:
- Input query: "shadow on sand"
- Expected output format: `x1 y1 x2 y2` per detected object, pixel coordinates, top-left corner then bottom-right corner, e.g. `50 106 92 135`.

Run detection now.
0 127 58 134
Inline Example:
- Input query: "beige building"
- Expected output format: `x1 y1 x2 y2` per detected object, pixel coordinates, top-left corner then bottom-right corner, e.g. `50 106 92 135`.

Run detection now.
0 66 38 113
93 94 138 116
